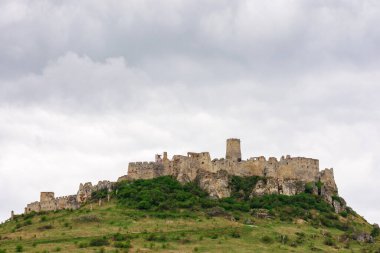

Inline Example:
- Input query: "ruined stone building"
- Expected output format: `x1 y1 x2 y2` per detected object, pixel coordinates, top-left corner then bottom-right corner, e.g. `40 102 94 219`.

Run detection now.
24 138 345 215
118 138 344 213
25 181 113 214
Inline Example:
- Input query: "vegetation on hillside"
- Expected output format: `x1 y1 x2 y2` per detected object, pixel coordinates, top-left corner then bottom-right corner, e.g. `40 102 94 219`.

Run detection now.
0 176 378 252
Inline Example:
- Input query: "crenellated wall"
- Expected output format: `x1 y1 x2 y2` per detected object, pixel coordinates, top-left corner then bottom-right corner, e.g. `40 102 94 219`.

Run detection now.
25 180 113 214
23 138 342 216
127 161 167 180
120 139 339 206
25 194 80 214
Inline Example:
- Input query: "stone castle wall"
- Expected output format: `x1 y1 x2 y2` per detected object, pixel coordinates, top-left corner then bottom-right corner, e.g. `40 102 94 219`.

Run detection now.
121 139 341 212
25 180 113 214
25 194 79 214
23 138 342 216
127 152 320 184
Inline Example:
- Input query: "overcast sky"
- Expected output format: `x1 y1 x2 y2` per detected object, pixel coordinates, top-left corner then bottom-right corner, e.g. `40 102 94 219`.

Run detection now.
0 0 379 224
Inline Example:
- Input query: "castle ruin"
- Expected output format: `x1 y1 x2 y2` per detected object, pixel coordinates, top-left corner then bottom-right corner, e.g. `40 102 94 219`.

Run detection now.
118 138 344 212
23 138 345 215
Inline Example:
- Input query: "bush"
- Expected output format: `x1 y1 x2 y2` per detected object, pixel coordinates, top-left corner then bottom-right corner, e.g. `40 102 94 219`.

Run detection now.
0 249 6 253
261 235 274 244
304 182 315 194
145 234 167 242
113 233 127 241
116 176 209 211
15 245 23 252
78 242 88 248
371 225 380 238
230 230 241 238
38 224 53 230
23 219 32 226
324 237 336 246
91 188 109 201
74 215 101 223
230 176 263 200
114 241 131 248
89 237 109 246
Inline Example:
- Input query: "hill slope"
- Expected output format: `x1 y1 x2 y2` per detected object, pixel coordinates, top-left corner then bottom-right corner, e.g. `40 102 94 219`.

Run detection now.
0 176 379 253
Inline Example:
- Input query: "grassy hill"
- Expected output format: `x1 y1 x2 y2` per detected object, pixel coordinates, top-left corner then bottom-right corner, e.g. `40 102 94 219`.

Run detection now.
0 176 379 253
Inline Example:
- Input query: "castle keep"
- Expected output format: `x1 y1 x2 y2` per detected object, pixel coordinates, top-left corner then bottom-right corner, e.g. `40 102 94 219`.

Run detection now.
23 139 345 215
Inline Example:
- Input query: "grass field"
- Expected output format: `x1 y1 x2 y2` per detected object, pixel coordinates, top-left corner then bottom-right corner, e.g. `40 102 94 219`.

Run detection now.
0 199 379 253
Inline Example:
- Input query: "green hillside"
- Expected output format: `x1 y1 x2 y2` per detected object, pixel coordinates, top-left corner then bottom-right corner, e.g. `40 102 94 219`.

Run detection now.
0 176 379 253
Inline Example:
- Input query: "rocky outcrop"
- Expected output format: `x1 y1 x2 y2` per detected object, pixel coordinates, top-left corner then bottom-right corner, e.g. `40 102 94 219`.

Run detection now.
319 168 338 203
250 178 306 197
76 180 114 204
196 170 230 199
76 182 93 203
332 198 347 214
353 232 374 243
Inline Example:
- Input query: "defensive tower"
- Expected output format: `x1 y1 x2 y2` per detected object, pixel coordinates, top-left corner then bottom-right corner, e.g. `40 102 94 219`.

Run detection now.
226 138 242 162
40 192 55 202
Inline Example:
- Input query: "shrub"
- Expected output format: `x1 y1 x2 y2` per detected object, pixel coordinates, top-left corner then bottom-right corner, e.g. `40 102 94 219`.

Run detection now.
114 241 131 248
324 237 336 246
40 216 47 222
74 215 101 223
91 188 109 201
78 242 88 248
38 224 53 230
23 219 32 226
15 245 23 252
0 249 6 253
304 182 315 194
116 176 208 211
145 234 167 242
113 233 127 241
371 225 380 238
230 230 241 238
230 176 263 200
261 235 274 244
89 237 109 246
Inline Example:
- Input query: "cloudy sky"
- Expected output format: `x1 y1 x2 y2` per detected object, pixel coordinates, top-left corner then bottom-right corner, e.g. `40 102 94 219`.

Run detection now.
0 0 379 224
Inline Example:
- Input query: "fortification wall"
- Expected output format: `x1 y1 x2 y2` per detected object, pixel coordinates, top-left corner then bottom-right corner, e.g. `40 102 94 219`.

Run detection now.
187 152 212 172
239 156 267 177
171 155 199 183
56 195 79 210
277 156 319 181
40 199 56 211
40 192 55 202
127 161 166 180
26 202 40 213
207 155 318 182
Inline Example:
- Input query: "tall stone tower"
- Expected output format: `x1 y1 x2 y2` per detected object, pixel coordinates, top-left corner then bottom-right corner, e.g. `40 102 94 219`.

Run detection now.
226 138 242 161
40 192 55 202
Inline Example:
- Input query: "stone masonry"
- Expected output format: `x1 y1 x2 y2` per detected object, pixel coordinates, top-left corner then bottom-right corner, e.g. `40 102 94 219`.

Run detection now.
23 138 343 215
25 181 113 214
118 138 342 211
